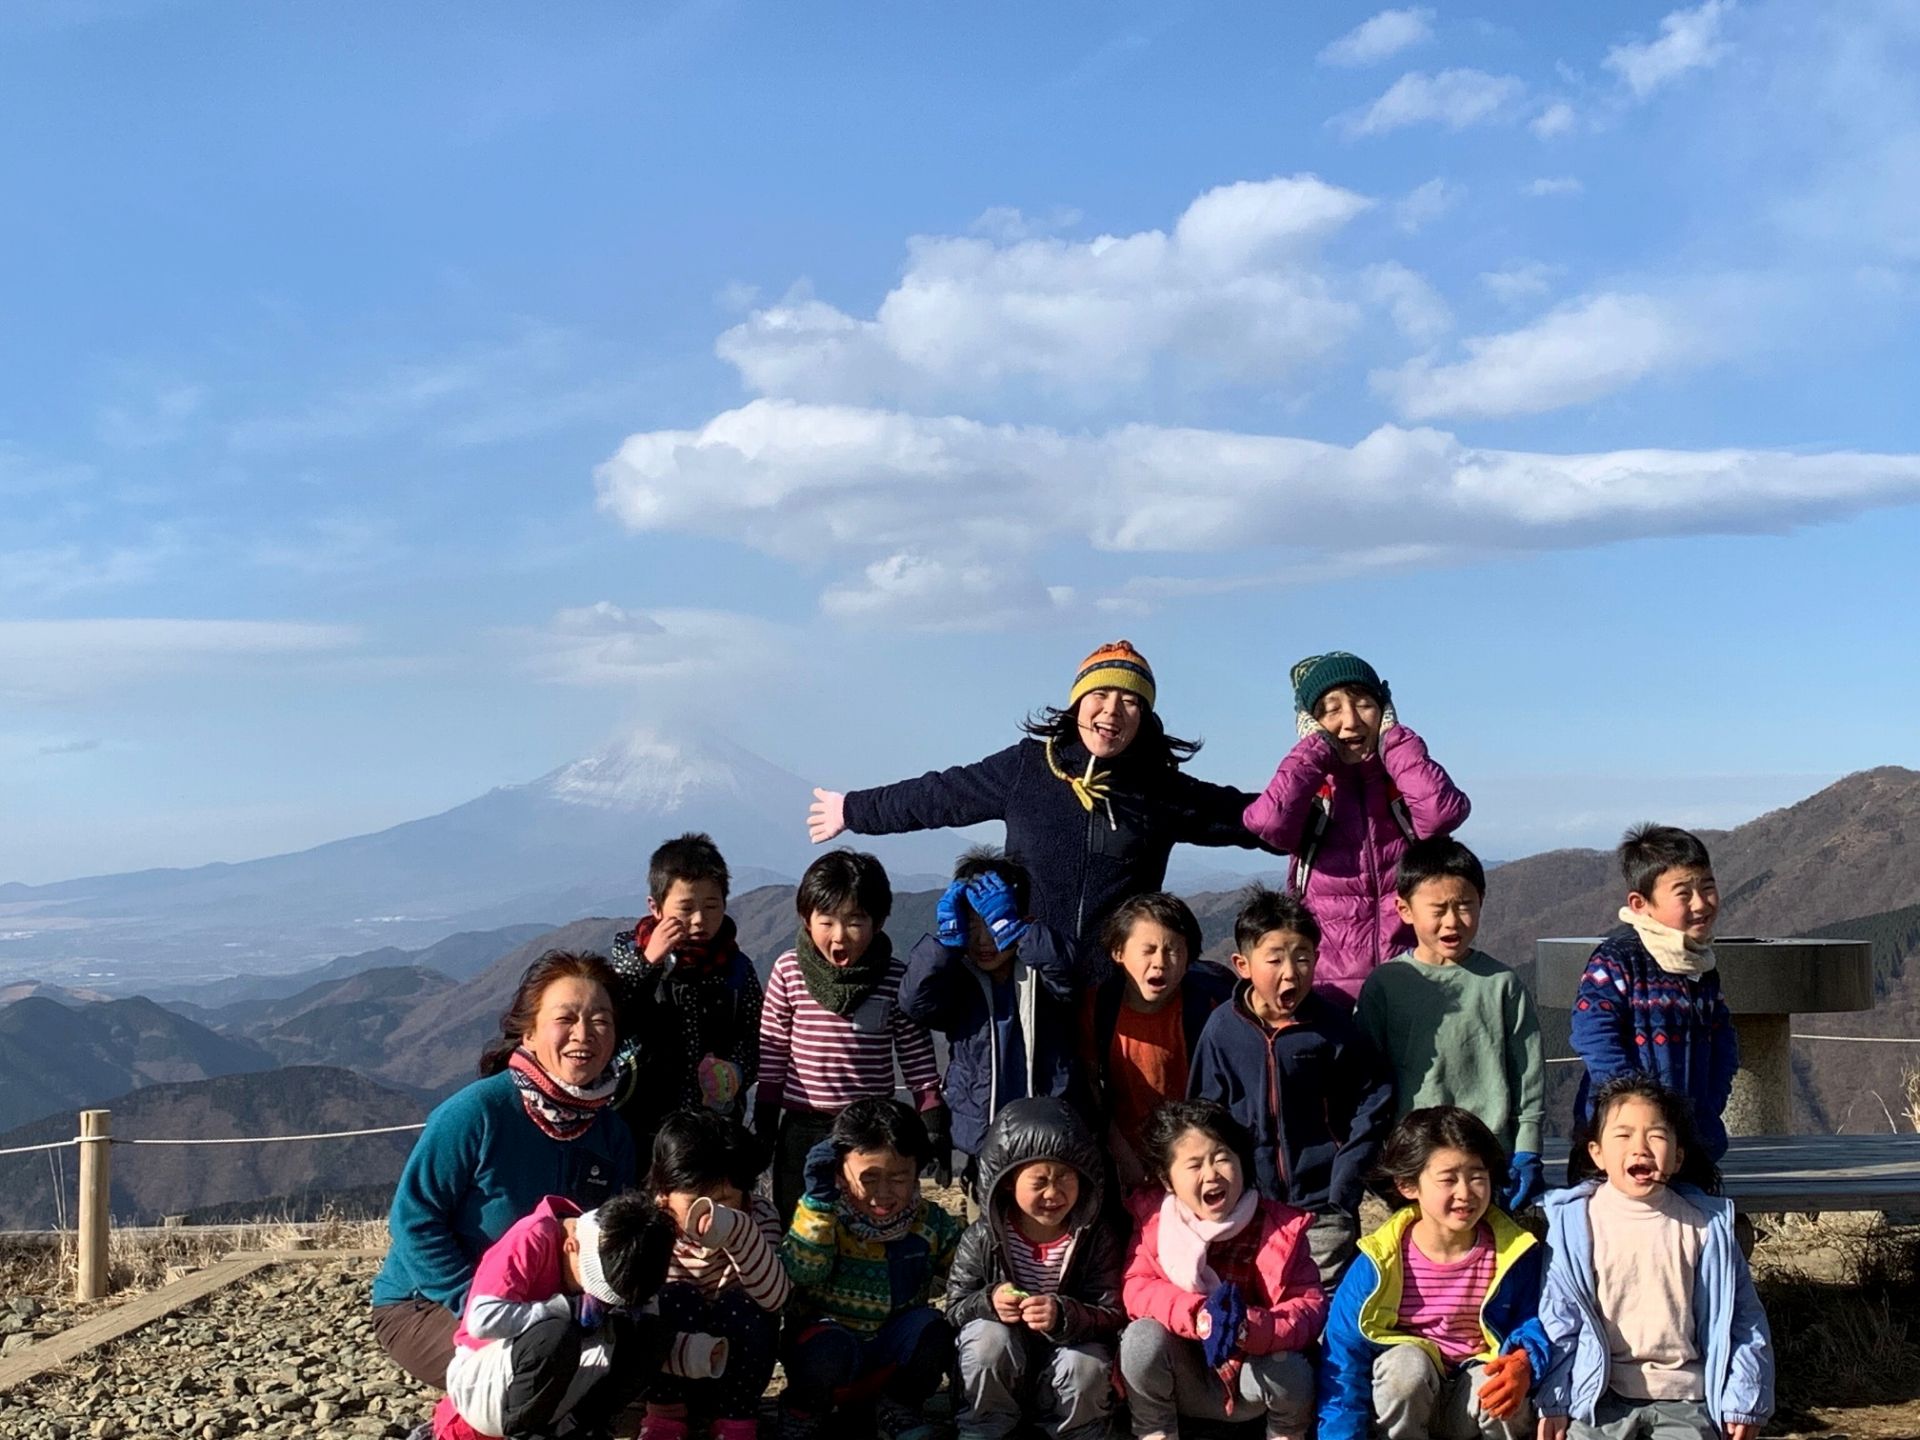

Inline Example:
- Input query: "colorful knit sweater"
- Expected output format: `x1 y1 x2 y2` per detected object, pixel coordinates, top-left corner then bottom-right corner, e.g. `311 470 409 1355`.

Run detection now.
1569 926 1737 1159
780 1191 962 1337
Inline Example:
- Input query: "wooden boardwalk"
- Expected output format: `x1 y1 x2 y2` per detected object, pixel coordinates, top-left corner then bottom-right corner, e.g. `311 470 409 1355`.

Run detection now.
1542 1133 1920 1211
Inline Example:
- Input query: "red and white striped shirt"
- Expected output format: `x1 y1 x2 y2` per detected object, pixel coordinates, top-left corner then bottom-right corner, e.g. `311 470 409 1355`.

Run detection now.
666 1195 791 1311
1005 1228 1075 1296
756 951 941 1113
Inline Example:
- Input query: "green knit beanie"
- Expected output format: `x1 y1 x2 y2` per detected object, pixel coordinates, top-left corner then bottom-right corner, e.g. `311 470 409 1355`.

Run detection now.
1290 651 1389 717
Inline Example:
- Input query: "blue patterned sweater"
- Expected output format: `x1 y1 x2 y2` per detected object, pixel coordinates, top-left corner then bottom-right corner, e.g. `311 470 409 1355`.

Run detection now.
1569 926 1737 1158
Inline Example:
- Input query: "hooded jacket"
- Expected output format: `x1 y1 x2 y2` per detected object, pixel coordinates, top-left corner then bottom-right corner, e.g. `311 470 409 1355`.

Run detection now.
899 925 1088 1157
1318 1205 1552 1440
844 735 1262 953
945 1097 1126 1345
1242 725 1469 1008
1186 983 1395 1215
1537 1180 1772 1432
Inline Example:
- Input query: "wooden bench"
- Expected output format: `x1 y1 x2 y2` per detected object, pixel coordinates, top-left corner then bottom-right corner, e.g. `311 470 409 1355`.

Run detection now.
1541 1133 1920 1212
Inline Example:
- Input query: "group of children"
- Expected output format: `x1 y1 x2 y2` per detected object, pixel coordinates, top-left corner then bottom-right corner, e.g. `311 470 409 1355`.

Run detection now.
430 652 1774 1440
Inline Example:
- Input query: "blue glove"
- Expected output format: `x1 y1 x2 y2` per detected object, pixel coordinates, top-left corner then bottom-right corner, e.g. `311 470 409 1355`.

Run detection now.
1504 1152 1544 1212
803 1136 842 1206
935 879 970 949
964 874 1029 951
1200 1281 1244 1369
575 1293 605 1330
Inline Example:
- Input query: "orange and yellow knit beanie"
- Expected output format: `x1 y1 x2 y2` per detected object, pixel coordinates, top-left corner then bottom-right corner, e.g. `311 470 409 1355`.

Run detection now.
1068 640 1156 712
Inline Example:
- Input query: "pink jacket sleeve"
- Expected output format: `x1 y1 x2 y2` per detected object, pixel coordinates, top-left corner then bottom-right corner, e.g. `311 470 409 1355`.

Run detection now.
1122 1214 1205 1339
1242 733 1340 850
1238 1209 1329 1355
1376 724 1469 838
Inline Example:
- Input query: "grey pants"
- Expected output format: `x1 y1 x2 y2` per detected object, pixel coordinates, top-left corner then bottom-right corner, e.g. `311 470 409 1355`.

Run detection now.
1570 1393 1718 1440
1117 1318 1313 1438
1372 1344 1532 1440
955 1318 1112 1440
1307 1210 1361 1290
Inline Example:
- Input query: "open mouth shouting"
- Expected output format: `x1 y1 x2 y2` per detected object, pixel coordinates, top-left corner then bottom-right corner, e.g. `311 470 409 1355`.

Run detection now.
1624 1158 1662 1188
1197 1178 1231 1214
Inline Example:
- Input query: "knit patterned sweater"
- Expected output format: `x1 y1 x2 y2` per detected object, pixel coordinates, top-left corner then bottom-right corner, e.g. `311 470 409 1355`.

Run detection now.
1569 926 1736 1158
781 1192 962 1337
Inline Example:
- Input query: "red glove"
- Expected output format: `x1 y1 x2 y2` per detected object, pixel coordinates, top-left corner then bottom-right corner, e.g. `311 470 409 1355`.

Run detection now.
1476 1349 1531 1420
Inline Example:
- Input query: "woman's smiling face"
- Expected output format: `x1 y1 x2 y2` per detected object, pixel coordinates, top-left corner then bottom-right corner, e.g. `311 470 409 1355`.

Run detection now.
1076 688 1142 759
524 974 615 1088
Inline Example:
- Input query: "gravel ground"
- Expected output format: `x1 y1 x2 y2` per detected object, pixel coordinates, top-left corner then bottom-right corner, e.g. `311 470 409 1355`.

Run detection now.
0 1257 435 1440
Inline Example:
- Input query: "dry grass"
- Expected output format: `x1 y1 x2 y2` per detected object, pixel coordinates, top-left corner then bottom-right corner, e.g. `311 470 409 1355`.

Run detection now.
1760 1219 1920 1415
1901 1063 1920 1134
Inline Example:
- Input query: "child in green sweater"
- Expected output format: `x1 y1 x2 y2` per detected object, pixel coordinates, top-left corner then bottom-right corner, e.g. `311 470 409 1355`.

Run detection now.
779 1096 962 1440
1356 838 1546 1211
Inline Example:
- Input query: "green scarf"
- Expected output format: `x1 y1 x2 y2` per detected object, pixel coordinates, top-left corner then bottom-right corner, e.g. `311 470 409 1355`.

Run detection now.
794 928 894 1016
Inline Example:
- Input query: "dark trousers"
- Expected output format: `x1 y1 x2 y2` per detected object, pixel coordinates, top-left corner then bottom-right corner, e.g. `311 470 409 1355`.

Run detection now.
648 1283 781 1419
772 1108 839 1226
503 1313 661 1437
781 1305 954 1417
371 1298 459 1389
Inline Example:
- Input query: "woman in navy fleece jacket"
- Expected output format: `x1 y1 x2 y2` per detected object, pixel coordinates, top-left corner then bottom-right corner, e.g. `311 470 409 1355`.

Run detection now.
807 641 1265 954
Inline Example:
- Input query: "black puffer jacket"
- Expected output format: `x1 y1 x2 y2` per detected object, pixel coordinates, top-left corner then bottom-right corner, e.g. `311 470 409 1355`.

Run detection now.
945 1097 1126 1344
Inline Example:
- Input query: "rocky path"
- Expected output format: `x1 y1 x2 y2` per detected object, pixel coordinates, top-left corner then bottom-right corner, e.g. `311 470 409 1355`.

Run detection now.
0 1257 435 1440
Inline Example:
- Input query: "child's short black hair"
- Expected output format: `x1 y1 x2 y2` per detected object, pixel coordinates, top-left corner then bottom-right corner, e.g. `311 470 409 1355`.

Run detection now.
591 1190 676 1305
1233 885 1321 955
830 1095 930 1166
1140 1099 1255 1185
1101 891 1204 962
647 1107 769 1196
1396 837 1487 901
952 845 1032 914
1586 1074 1721 1193
648 831 730 904
1618 824 1713 900
1375 1106 1508 1210
795 848 893 926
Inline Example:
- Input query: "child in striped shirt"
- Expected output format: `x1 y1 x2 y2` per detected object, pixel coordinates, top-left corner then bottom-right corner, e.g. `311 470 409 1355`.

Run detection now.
641 1109 791 1440
946 1097 1126 1440
1317 1107 1548 1440
755 849 947 1224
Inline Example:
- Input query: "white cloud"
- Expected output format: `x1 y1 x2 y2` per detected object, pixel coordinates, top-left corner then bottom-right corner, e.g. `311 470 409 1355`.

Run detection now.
1342 69 1526 137
598 399 1920 609
968 205 1083 242
518 603 800 695
1363 263 1453 343
0 619 358 702
1604 0 1736 99
821 555 1075 631
715 175 1374 401
1523 176 1584 197
1531 101 1578 138
1318 8 1434 68
1371 292 1701 419
1395 177 1462 233
1480 263 1561 304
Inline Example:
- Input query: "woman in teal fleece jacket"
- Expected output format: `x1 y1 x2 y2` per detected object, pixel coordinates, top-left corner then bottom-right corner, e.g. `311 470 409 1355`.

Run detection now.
370 952 636 1389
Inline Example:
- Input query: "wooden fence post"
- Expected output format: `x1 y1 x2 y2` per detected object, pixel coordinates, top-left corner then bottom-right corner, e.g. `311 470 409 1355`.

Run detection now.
76 1108 111 1302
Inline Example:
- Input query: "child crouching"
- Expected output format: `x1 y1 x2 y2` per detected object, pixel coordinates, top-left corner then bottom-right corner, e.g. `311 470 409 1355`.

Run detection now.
643 1109 790 1440
1318 1107 1548 1440
1119 1100 1326 1440
1538 1076 1773 1440
778 1096 962 1440
435 1192 725 1440
947 1097 1125 1440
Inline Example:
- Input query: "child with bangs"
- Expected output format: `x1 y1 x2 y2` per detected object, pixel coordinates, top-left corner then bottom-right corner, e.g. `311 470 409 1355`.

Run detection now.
1357 839 1546 1213
1118 1099 1326 1440
1188 888 1393 1287
1537 1076 1773 1440
608 832 763 1157
1318 1107 1548 1440
1082 892 1234 1199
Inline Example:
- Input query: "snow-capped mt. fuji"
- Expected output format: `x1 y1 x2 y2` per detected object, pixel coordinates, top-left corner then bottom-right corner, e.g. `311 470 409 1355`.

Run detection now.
0 726 969 992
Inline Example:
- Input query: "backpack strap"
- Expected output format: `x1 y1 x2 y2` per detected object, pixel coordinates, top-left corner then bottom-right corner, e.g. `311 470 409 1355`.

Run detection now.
1288 773 1420 898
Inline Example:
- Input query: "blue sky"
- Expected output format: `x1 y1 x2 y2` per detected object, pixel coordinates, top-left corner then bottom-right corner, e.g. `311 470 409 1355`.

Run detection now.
3 0 1917 883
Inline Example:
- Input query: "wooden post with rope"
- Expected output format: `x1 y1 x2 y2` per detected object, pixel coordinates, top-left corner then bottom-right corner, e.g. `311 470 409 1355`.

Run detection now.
76 1109 111 1301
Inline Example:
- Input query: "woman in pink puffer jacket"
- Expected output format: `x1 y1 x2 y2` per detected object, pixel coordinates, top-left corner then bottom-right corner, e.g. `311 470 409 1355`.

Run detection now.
1242 652 1470 1009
